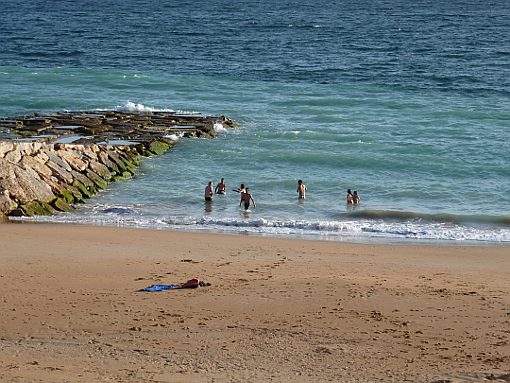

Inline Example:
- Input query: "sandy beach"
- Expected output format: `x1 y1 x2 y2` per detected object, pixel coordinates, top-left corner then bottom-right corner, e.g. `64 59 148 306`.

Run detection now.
0 223 508 382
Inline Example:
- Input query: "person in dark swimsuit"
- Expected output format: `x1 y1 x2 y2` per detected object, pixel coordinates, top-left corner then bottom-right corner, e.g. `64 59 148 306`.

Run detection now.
233 183 246 206
240 187 256 210
204 181 214 201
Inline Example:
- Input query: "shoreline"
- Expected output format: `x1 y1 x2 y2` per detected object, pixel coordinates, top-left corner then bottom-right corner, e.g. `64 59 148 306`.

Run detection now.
1 223 509 382
3 217 509 247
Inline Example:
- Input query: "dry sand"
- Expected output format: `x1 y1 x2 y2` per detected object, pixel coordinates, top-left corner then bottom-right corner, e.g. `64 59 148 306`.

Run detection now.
0 223 509 383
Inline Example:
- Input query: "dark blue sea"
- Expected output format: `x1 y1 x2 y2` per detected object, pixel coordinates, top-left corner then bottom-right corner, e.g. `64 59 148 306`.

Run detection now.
1 0 509 243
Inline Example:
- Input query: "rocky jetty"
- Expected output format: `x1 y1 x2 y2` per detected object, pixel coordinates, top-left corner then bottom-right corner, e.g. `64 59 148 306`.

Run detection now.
0 111 236 217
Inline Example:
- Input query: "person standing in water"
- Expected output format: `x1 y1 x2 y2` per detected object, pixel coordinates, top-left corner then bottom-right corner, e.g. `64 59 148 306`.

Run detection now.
240 187 256 210
204 181 214 202
346 189 354 204
215 177 226 194
232 183 245 194
353 190 361 204
233 183 246 206
297 179 307 199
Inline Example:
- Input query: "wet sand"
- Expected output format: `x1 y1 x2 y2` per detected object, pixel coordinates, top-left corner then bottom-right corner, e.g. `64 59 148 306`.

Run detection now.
0 223 509 382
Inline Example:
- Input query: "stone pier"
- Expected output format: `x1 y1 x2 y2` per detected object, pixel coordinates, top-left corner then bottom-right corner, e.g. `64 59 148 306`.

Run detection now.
0 110 236 217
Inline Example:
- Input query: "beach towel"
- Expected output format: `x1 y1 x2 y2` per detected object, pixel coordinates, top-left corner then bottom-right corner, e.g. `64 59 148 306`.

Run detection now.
139 278 204 292
139 284 179 292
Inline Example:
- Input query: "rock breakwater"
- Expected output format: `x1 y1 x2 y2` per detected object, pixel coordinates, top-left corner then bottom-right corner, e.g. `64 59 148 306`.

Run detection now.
0 111 236 217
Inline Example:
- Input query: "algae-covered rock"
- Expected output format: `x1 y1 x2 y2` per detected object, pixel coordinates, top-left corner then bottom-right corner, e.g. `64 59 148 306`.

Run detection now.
52 197 74 212
70 169 95 190
19 201 54 216
73 180 95 199
65 184 84 202
113 171 133 181
85 169 108 190
147 140 170 156
117 151 139 174
59 189 75 204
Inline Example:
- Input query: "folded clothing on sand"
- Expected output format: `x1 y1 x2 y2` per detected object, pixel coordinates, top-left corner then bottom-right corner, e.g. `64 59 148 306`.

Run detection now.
139 278 208 292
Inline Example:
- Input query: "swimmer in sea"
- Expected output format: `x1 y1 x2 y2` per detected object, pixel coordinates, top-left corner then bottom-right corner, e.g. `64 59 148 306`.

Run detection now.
233 183 246 206
240 187 256 210
297 179 307 199
215 177 226 194
353 190 360 204
347 189 354 204
204 181 214 202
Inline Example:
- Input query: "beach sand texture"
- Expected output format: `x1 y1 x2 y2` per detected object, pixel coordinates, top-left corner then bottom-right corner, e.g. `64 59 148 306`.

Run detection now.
0 224 509 382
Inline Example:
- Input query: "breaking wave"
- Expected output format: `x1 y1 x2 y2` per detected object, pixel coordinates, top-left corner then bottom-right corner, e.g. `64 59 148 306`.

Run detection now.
12 208 510 244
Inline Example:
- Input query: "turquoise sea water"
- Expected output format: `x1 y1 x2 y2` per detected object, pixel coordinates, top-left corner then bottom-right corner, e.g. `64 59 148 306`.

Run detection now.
1 0 509 243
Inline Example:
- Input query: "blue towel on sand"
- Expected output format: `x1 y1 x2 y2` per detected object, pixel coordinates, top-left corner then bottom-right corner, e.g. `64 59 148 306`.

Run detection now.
140 284 179 292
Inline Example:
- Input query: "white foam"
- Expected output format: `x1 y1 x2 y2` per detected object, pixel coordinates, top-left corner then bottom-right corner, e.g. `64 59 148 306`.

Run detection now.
11 211 510 244
114 101 188 113
115 101 159 113
164 132 185 141
213 123 227 133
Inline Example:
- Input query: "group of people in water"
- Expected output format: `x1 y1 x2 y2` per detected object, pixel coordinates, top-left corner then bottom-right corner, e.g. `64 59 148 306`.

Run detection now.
204 178 256 210
205 178 360 209
346 188 361 204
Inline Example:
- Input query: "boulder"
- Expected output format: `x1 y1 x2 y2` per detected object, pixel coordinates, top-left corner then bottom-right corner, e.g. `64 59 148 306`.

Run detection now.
18 201 54 216
57 149 88 172
80 146 99 162
52 197 74 212
4 146 22 163
60 183 83 203
106 150 129 173
19 142 39 156
20 155 53 178
73 181 95 198
85 169 108 190
70 169 96 190
34 151 49 163
89 160 112 181
40 174 69 197
0 193 17 215
0 141 14 158
46 149 72 172
0 158 16 179
12 165 55 203
98 151 119 174
46 160 75 185
147 140 170 156
58 189 76 204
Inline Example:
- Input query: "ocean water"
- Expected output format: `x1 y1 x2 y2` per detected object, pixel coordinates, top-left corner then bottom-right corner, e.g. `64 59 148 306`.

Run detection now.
1 0 509 243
